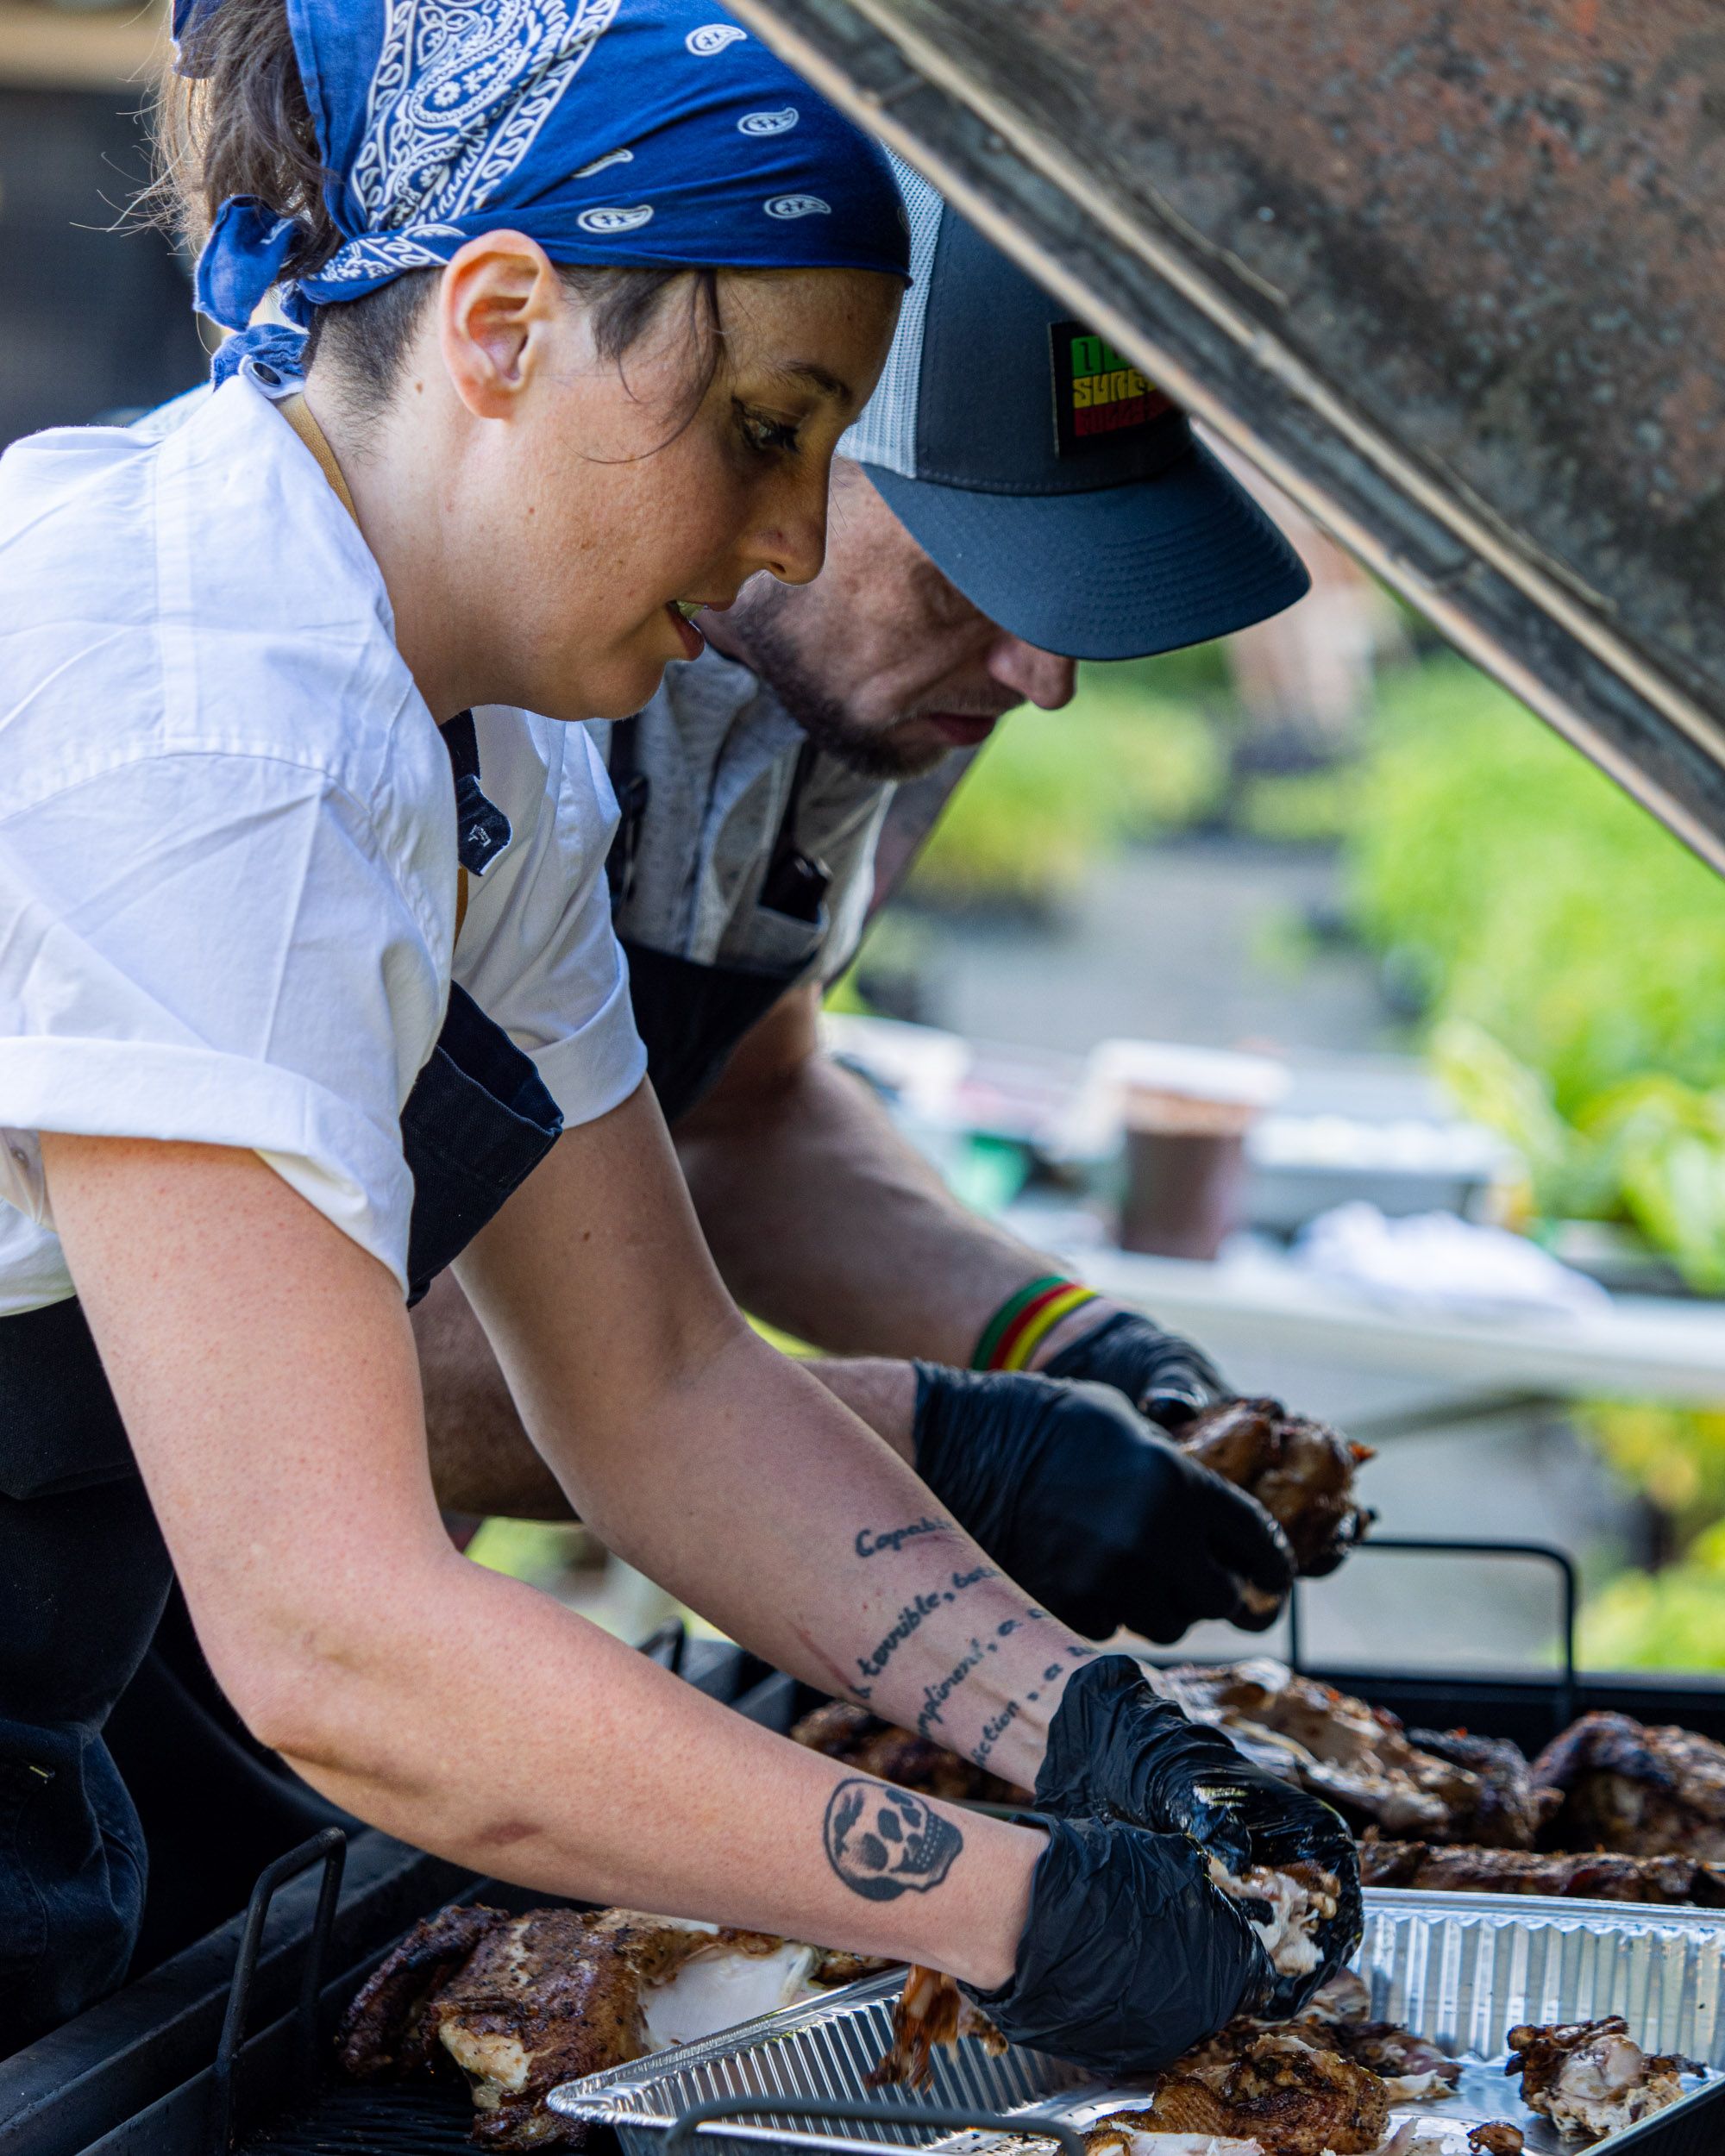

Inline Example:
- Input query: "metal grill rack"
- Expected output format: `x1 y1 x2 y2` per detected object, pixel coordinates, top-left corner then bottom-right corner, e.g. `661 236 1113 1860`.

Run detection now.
6 1541 1724 2156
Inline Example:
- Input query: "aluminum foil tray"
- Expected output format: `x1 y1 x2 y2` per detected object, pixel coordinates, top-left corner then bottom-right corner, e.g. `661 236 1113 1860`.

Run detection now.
549 1890 1725 2156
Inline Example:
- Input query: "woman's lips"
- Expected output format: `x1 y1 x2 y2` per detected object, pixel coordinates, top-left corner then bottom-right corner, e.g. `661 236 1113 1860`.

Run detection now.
666 601 706 661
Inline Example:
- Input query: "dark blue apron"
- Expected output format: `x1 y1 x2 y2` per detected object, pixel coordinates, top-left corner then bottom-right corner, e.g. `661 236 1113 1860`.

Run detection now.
0 715 561 2047
607 723 830 1125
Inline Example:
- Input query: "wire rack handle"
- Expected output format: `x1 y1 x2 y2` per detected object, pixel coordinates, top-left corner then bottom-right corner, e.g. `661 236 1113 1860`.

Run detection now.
1288 1533 1579 1727
664 2093 1086 2156
209 1826 347 2156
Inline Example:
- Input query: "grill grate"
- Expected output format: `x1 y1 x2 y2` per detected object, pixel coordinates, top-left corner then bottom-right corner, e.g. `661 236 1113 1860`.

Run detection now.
242 2081 523 2155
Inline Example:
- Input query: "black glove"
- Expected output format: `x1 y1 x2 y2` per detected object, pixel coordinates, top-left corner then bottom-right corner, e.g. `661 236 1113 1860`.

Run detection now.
1042 1308 1230 1433
913 1363 1293 1642
963 1814 1271 2073
1033 1655 1362 2017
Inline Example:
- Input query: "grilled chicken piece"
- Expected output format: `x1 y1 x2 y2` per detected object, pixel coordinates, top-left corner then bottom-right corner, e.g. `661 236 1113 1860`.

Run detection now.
1361 1836 1725 1904
340 1904 515 2081
1181 1398 1374 1579
1404 1727 1562 1848
1337 2018 1461 2102
1467 2128 1525 2156
1179 1970 1458 2108
788 1700 1029 1806
1164 1660 1546 1847
1532 1711 1725 1860
1113 2029 1390 2155
339 1905 831 2148
867 1963 1005 2090
1506 2015 1702 2141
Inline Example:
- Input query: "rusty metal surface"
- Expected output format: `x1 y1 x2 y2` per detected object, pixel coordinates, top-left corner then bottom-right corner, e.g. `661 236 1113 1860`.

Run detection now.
728 0 1725 867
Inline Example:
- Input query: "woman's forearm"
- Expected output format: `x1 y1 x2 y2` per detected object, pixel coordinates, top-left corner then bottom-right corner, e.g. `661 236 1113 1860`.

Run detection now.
455 1114 1100 1796
42 1129 1041 1989
270 1543 1038 1986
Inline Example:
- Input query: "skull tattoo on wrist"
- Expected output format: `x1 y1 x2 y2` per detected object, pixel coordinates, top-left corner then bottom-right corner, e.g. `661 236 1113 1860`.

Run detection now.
824 1778 963 1902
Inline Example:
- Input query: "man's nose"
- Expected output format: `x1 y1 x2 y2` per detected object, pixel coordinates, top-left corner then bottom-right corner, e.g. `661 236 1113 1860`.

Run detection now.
987 636 1077 710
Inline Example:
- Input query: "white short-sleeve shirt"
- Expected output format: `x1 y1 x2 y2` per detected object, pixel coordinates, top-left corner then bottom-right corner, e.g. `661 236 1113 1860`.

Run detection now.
0 372 645 1314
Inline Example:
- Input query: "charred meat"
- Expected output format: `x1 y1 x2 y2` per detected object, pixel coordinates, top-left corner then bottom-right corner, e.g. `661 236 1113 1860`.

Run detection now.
1531 1711 1725 1861
1361 1837 1725 1904
867 1963 1004 2090
789 1700 1029 1807
1466 2129 1524 2156
340 1904 515 2082
1126 2028 1390 2155
1164 1660 1552 1848
1506 2015 1702 2141
1180 1971 1459 2109
1180 1398 1374 1580
339 1905 859 2148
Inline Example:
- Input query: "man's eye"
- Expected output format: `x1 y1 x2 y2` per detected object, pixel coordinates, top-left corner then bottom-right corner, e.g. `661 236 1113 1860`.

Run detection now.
739 406 801 456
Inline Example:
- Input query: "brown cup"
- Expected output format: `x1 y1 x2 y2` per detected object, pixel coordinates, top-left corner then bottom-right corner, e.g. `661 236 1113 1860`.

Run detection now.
1119 1085 1257 1260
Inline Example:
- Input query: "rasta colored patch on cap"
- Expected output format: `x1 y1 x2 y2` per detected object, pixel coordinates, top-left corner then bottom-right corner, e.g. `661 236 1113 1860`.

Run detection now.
1050 321 1175 458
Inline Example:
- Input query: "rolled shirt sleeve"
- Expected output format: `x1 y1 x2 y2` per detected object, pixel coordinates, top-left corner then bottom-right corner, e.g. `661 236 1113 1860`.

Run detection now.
0 750 446 1293
455 709 647 1129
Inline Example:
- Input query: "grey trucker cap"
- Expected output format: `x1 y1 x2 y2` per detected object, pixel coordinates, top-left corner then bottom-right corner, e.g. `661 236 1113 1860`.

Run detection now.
838 162 1310 660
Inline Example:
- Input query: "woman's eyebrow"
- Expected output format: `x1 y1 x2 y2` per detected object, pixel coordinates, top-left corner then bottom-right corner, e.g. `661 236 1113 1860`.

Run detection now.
762 360 854 408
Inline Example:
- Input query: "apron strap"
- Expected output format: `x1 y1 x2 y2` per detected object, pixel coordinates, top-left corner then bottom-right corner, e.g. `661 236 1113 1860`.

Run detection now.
605 716 652 906
759 737 831 924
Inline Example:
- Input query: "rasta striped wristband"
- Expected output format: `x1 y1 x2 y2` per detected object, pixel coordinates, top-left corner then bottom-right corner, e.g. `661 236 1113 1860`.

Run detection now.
972 1275 1099 1373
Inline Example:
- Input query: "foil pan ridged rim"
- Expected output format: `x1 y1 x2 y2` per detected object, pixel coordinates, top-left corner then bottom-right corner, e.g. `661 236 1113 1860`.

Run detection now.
549 1889 1725 2153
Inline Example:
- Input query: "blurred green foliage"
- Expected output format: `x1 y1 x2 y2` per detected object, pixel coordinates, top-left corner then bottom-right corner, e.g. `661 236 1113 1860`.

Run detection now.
1345 656 1725 1289
1340 658 1725 1665
904 658 1228 910
1581 1519 1725 1670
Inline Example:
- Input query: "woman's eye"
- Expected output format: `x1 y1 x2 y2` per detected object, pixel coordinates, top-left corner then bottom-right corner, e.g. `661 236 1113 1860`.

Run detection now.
738 406 801 457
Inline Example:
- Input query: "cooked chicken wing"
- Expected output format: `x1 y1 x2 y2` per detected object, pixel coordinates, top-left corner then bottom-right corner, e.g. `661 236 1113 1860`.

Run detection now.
1531 1711 1725 1861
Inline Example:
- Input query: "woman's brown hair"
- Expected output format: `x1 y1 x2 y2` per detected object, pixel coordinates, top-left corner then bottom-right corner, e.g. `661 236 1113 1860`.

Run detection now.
154 0 719 422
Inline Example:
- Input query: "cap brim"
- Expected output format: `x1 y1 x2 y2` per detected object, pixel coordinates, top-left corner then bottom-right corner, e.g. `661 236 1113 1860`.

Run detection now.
869 442 1312 662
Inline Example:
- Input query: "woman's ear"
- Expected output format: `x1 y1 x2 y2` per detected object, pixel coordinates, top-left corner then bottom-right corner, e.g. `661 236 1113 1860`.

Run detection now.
438 231 563 418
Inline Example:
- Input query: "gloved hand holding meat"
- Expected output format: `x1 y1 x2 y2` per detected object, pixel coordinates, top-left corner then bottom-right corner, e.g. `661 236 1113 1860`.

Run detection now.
1033 1654 1364 2015
1037 1311 1375 1585
911 1363 1295 1641
956 1814 1273 2075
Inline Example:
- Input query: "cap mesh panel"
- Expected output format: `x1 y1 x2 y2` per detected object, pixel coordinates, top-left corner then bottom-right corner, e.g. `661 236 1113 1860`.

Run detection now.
838 155 943 477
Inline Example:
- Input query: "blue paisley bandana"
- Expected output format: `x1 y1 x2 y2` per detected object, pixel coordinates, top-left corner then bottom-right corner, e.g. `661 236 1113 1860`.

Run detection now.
176 0 907 362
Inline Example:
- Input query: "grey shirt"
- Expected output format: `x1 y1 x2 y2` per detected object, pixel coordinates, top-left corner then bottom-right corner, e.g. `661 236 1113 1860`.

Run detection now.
591 649 894 992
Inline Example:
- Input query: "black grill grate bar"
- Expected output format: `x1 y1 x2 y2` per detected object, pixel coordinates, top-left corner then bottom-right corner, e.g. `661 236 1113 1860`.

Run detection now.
241 2082 482 2154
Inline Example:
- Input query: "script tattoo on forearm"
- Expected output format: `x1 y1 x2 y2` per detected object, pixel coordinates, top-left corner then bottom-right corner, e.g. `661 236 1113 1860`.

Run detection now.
854 1516 954 1559
856 1565 1003 1683
824 1778 963 1902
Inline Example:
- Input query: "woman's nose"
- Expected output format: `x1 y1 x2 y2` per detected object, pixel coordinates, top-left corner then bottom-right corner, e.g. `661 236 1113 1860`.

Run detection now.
987 636 1077 710
752 478 829 587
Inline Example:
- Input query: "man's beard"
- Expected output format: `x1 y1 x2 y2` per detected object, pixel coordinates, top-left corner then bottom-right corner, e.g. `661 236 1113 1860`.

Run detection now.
734 608 957 781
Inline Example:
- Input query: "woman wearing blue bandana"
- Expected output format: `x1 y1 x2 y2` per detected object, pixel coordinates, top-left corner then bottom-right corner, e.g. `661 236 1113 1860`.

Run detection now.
0 0 1271 2074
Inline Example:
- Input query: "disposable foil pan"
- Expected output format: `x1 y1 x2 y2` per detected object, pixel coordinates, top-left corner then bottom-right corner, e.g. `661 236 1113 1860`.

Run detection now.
548 1890 1725 2156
